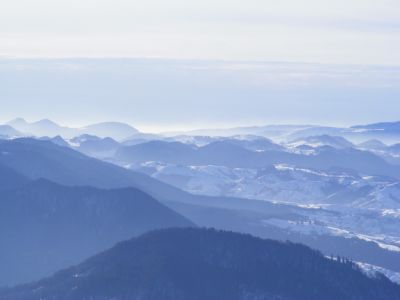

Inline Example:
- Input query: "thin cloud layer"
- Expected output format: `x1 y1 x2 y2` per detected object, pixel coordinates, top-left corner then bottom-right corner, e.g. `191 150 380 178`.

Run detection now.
1 58 399 131
0 0 399 65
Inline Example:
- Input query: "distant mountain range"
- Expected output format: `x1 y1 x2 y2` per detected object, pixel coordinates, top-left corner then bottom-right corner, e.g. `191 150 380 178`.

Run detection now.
115 139 400 180
162 121 400 144
3 118 400 144
5 118 139 141
1 228 398 300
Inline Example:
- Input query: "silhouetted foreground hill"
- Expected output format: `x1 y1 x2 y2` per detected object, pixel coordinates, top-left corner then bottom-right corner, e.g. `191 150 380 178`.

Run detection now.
2 228 399 300
0 179 193 286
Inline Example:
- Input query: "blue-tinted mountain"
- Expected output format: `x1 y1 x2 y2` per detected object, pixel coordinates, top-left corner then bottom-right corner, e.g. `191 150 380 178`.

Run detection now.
281 122 400 144
6 119 140 141
221 136 284 151
0 138 173 192
0 138 233 214
164 135 221 146
0 179 192 286
39 135 70 148
352 121 400 131
1 228 399 300
0 125 21 138
79 122 139 141
349 121 400 144
286 126 345 140
7 118 73 137
0 138 202 216
122 132 164 146
162 135 283 151
116 141 255 167
70 134 120 158
6 118 28 131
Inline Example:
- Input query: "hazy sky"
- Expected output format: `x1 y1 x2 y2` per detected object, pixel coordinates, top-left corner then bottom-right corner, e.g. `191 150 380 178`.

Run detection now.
1 0 399 65
1 1 399 131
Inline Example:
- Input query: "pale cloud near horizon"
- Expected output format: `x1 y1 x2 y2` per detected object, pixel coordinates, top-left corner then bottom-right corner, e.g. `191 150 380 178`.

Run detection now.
0 0 399 65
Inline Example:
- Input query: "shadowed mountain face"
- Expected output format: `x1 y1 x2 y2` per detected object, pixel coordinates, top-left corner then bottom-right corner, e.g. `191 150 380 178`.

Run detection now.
1 228 399 300
0 179 193 286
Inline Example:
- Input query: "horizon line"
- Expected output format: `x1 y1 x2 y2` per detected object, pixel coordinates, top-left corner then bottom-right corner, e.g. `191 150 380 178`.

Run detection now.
2 117 399 135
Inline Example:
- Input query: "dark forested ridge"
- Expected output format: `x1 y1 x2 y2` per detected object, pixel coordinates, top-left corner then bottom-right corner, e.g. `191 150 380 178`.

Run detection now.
2 228 399 300
0 178 193 286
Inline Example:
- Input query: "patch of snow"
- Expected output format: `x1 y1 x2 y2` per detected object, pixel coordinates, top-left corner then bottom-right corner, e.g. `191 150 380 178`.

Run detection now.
356 261 400 284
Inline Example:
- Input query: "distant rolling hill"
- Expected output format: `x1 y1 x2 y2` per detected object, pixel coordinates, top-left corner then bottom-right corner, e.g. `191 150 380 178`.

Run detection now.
115 140 400 180
1 228 399 300
79 122 139 140
69 134 120 158
288 134 354 149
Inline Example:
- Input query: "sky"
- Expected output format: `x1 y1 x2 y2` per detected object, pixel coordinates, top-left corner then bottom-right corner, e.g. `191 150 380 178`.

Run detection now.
1 0 400 65
0 1 399 131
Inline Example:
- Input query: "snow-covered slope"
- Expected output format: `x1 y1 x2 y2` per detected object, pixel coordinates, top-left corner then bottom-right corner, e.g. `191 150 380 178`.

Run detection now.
130 162 400 210
124 161 400 267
